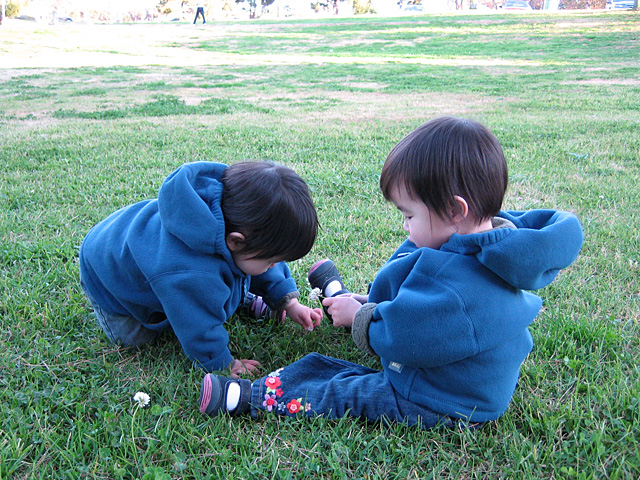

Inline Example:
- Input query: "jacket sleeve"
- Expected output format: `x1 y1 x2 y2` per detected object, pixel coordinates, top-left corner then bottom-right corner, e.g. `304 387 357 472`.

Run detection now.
352 303 378 356
248 261 299 310
149 271 234 372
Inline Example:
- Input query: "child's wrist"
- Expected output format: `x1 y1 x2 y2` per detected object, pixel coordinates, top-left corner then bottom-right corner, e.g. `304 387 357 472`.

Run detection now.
277 291 300 311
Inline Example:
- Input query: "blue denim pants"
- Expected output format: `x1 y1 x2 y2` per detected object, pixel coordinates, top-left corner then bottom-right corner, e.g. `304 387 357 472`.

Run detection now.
80 274 160 347
249 353 457 429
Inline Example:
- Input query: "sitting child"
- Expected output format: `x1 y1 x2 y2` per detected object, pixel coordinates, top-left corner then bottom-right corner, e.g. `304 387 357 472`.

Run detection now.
198 117 583 427
79 161 323 378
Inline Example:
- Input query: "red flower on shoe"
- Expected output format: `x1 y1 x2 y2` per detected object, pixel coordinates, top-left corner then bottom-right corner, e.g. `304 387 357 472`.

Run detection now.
286 398 302 414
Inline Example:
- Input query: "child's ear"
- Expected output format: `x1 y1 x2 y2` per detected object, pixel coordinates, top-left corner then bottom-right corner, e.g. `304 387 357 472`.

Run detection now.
226 232 246 252
451 196 469 222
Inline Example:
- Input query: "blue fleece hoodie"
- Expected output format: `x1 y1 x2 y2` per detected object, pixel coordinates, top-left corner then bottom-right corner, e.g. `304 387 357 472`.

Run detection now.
352 210 583 423
79 162 298 372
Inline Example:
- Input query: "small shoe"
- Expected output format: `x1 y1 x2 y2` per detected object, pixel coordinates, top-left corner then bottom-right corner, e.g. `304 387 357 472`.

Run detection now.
199 374 251 417
307 259 349 320
240 292 286 323
308 259 349 298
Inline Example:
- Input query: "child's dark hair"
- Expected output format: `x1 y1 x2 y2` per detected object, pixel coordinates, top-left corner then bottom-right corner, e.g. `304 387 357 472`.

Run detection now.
221 161 318 261
380 116 508 223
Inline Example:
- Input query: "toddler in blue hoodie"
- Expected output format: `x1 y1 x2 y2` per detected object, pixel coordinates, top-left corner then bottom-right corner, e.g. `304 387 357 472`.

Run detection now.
79 161 323 378
199 117 583 427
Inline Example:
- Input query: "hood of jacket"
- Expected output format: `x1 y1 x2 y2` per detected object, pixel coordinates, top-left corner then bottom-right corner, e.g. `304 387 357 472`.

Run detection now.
441 209 584 291
157 161 230 257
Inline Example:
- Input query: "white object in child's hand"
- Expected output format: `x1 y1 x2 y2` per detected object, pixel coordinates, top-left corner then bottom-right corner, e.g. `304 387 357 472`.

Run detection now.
309 287 322 302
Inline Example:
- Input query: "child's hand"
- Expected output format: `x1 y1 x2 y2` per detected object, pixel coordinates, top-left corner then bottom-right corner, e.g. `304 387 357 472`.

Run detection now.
322 296 361 328
285 298 323 332
338 292 369 304
230 358 261 379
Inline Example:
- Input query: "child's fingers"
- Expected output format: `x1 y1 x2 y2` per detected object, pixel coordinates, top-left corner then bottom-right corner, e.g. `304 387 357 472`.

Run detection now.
305 308 323 329
312 308 323 326
245 364 259 374
289 307 322 331
300 314 314 332
239 360 260 375
242 359 261 368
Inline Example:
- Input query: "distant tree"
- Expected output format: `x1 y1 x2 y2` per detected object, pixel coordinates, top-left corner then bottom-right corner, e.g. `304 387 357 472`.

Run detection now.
157 0 188 15
353 0 374 13
5 0 21 17
157 0 173 15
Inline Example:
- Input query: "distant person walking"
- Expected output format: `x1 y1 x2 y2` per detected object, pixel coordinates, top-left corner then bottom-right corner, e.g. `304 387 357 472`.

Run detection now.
193 1 206 24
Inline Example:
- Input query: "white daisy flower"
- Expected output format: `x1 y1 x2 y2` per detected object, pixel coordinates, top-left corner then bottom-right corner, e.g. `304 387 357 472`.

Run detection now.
309 287 322 302
133 391 150 407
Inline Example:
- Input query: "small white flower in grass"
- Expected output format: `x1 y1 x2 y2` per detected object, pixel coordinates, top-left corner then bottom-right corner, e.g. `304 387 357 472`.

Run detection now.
309 287 322 302
133 391 150 407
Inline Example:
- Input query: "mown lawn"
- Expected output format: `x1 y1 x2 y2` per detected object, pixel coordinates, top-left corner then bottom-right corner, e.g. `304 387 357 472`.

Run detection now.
1 11 639 479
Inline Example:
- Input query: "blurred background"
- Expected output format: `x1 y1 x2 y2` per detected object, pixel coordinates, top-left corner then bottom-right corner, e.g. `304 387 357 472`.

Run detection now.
2 0 634 26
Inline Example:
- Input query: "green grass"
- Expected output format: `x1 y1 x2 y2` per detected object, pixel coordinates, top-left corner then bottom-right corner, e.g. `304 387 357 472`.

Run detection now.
1 10 639 479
